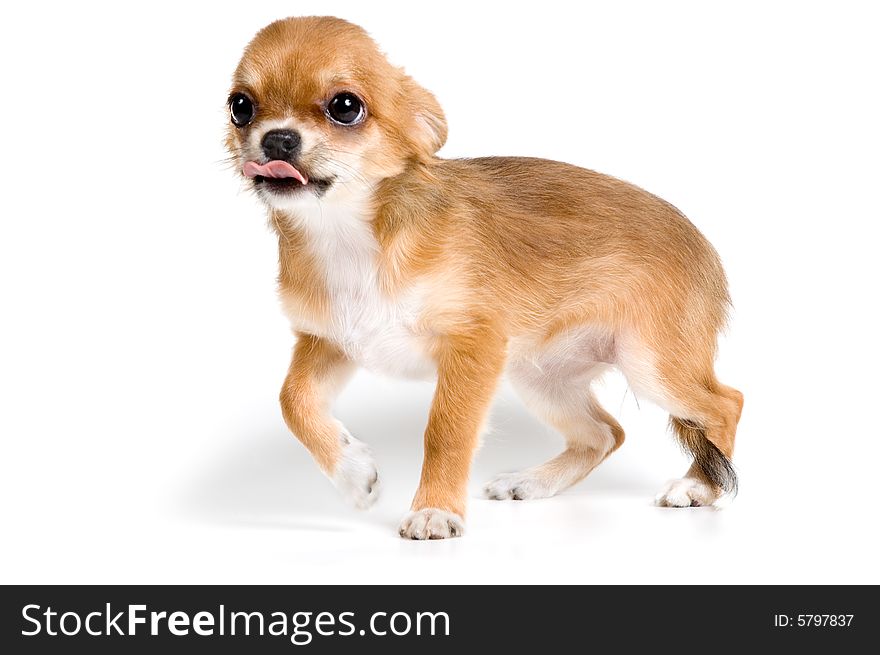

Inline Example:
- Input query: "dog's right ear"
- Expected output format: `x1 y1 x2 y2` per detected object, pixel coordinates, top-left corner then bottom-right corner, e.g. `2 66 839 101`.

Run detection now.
400 75 448 158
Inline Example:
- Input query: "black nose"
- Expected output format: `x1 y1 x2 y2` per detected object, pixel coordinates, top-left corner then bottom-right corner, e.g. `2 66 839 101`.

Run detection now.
261 129 301 160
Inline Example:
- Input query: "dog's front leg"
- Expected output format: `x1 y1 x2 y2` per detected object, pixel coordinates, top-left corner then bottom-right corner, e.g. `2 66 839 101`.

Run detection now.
280 333 380 509
399 326 507 539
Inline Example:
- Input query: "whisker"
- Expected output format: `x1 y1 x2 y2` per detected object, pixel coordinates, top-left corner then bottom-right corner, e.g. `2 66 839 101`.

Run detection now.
320 146 392 172
309 146 374 188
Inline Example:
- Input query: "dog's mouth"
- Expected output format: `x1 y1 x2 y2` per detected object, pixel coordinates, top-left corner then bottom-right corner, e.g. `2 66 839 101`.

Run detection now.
243 160 333 195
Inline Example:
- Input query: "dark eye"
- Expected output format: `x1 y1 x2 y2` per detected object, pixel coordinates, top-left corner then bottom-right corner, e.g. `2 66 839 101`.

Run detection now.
229 92 255 127
326 92 365 125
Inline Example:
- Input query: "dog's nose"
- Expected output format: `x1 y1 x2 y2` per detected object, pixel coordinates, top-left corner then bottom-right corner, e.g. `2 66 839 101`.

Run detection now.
261 129 301 160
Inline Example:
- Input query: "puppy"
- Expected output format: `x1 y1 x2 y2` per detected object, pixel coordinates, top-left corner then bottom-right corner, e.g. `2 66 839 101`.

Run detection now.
226 16 743 539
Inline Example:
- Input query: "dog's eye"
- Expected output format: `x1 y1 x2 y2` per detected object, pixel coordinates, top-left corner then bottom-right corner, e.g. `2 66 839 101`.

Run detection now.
229 93 255 127
326 92 365 125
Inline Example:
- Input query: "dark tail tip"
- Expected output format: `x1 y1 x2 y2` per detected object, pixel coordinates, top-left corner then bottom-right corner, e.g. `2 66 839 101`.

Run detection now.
670 417 738 496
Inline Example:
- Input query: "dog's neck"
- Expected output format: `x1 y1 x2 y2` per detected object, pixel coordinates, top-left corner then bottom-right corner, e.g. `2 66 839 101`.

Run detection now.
271 177 375 236
269 180 386 327
270 159 441 292
270 174 436 380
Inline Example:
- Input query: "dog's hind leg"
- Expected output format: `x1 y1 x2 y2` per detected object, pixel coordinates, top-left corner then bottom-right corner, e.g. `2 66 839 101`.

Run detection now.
616 332 743 507
484 338 625 501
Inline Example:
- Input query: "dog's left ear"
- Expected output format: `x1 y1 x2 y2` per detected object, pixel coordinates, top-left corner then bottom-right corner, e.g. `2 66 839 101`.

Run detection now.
401 76 447 157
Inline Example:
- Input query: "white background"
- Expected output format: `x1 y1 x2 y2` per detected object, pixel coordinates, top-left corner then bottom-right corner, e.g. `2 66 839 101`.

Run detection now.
2 1 878 584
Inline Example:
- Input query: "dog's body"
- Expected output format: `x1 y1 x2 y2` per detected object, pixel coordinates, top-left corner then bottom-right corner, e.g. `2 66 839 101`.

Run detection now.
227 17 743 539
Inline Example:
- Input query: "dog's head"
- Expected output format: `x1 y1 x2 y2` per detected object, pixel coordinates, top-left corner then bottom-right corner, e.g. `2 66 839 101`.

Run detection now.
226 16 446 210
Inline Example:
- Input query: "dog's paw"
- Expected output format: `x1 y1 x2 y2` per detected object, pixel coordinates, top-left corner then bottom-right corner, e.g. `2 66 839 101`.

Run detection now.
398 508 464 540
654 477 718 507
483 471 557 500
331 430 380 510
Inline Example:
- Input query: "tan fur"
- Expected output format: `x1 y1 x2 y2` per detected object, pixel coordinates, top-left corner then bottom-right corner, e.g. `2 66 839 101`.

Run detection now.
227 17 743 538
279 334 354 473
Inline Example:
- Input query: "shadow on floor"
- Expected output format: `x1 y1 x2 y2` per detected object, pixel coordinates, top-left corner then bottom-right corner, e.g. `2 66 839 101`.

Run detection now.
180 389 659 531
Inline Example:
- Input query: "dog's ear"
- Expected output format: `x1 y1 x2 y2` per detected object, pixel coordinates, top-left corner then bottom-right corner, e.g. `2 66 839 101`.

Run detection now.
401 75 447 156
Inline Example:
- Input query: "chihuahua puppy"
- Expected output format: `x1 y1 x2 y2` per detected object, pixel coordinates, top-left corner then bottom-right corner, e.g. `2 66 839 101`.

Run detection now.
226 16 743 539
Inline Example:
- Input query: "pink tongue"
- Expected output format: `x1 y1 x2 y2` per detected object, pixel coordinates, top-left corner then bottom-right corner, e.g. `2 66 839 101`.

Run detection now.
243 160 308 185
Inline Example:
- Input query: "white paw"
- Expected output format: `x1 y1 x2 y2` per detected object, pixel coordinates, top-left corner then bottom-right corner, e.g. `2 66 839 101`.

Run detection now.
331 430 380 510
483 471 558 500
398 508 464 540
654 477 718 507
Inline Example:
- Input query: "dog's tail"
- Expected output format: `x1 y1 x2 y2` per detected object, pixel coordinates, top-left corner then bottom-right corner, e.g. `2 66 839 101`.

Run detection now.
670 417 738 495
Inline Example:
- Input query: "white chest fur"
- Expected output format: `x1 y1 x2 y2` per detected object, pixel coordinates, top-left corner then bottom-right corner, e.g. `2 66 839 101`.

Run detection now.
277 186 435 379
